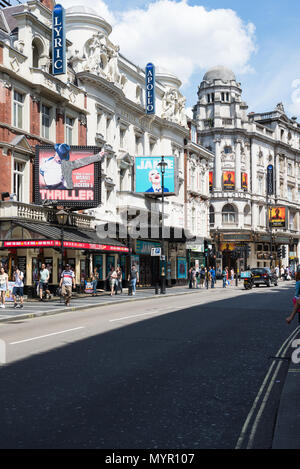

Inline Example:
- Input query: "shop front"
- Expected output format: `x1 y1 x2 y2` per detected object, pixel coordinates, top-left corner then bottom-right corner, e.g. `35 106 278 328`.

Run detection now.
133 239 161 287
0 222 129 297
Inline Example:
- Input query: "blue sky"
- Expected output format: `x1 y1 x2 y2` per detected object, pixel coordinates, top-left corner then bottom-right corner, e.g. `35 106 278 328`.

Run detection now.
61 0 300 118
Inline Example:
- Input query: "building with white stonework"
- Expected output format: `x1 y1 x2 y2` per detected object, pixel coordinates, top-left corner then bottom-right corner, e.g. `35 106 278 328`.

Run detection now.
0 0 213 293
194 65 300 271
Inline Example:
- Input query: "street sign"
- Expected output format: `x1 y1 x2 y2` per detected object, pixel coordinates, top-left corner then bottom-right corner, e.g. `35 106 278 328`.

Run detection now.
151 247 161 257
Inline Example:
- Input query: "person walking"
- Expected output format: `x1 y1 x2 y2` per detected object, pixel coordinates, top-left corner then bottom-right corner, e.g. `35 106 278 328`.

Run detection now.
192 267 197 289
200 266 205 288
13 267 24 309
205 268 211 290
115 266 123 295
230 268 235 286
210 266 216 288
128 264 139 296
60 264 75 306
188 267 193 289
39 263 51 301
0 266 8 309
91 268 99 297
106 266 118 296
222 267 228 288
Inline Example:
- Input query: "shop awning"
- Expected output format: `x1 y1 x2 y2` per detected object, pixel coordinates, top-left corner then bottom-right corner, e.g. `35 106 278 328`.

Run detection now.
1 221 129 253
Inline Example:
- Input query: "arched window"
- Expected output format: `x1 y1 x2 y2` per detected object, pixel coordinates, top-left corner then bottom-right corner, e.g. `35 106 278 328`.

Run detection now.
32 38 44 69
222 204 236 224
244 205 251 226
209 205 215 225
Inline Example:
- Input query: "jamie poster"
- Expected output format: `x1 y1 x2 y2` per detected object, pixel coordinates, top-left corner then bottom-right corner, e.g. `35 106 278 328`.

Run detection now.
135 156 176 195
35 145 101 208
241 172 248 190
269 206 286 228
223 171 235 191
177 257 187 279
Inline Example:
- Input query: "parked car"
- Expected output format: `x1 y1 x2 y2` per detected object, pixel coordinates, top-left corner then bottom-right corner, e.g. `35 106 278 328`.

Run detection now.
251 268 278 287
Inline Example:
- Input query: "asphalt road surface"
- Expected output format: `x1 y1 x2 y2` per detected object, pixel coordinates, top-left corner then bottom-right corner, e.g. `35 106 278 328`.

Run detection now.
0 283 296 449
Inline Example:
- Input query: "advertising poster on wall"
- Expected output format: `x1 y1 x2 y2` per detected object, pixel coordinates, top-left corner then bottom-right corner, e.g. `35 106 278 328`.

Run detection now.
35 145 102 209
269 207 286 228
209 171 213 192
223 171 235 191
135 156 176 195
177 257 187 279
241 172 248 190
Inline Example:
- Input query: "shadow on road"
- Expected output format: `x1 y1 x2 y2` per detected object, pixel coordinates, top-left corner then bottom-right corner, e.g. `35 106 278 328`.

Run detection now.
0 285 295 449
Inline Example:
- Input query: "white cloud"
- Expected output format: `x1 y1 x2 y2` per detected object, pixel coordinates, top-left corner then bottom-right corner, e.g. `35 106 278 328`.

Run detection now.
61 0 256 86
110 1 256 84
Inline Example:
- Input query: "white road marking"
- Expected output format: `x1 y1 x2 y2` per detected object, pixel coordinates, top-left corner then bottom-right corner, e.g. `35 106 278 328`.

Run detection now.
236 325 300 449
109 311 160 322
9 327 85 345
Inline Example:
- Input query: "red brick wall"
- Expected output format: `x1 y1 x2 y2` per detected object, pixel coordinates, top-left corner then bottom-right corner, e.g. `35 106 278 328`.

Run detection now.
56 109 64 143
0 83 11 133
78 120 87 146
30 96 40 136
0 150 11 195
40 0 55 11
0 45 3 65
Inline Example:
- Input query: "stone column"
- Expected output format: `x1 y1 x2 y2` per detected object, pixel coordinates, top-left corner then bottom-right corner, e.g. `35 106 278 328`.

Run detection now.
235 138 242 191
214 137 222 190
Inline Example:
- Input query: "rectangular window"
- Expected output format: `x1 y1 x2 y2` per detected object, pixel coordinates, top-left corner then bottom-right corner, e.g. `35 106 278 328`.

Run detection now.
65 116 74 145
13 91 24 129
120 128 126 148
287 186 293 201
13 160 25 202
41 104 51 139
135 135 143 155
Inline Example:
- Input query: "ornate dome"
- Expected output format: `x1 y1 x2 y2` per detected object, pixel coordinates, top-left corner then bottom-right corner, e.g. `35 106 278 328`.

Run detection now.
66 6 100 16
203 66 236 83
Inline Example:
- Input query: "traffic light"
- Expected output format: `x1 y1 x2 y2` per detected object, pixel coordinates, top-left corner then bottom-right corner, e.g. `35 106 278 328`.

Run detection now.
277 247 282 259
204 240 209 257
245 245 251 257
282 246 286 258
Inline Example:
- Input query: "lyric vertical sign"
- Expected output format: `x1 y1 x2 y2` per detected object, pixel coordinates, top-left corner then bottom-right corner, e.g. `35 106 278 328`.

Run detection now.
145 63 155 114
267 164 274 195
52 4 66 76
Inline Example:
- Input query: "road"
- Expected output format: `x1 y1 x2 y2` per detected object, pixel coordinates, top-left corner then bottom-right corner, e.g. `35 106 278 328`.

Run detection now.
0 282 297 449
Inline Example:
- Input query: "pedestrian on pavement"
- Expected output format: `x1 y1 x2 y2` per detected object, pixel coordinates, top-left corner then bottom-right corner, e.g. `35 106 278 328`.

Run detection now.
0 266 8 309
200 266 205 288
91 268 99 297
275 265 280 280
192 267 197 289
13 267 24 309
205 268 211 289
286 272 300 324
60 264 75 306
107 266 118 296
115 266 123 295
210 266 216 288
196 268 201 289
222 267 228 288
188 267 193 289
39 263 51 301
128 264 139 295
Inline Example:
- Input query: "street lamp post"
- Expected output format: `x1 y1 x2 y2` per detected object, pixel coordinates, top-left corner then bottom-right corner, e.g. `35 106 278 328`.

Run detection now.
158 155 168 294
56 208 68 282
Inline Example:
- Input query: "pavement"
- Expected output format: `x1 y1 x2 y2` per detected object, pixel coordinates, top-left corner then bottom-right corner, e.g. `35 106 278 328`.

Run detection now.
0 282 239 323
1 280 300 448
272 322 300 449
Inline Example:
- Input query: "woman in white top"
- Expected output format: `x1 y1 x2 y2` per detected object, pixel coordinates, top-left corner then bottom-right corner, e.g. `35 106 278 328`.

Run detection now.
0 267 9 308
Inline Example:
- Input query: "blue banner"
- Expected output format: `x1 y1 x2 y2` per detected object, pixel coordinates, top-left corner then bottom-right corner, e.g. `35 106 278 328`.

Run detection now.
145 63 155 114
52 4 66 76
135 156 176 194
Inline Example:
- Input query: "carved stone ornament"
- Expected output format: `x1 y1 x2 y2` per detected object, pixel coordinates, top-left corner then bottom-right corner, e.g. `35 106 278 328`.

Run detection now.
83 33 127 89
161 87 187 127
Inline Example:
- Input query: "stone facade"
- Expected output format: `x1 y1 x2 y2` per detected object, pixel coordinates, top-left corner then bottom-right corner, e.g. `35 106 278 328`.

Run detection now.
194 66 300 270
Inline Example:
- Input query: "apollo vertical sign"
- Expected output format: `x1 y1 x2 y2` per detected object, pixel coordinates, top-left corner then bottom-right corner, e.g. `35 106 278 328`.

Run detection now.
267 164 274 195
145 63 155 114
52 4 66 76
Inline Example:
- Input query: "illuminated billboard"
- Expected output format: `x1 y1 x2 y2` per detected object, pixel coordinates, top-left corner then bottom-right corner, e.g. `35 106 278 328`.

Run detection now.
135 156 177 196
269 206 287 228
223 171 235 191
35 145 102 209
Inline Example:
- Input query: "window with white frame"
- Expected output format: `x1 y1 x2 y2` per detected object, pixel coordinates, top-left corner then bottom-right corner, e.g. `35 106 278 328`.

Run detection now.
119 127 126 148
41 104 51 139
13 160 25 202
65 116 74 145
287 162 293 176
13 90 25 129
287 186 293 201
222 204 236 224
135 134 143 155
